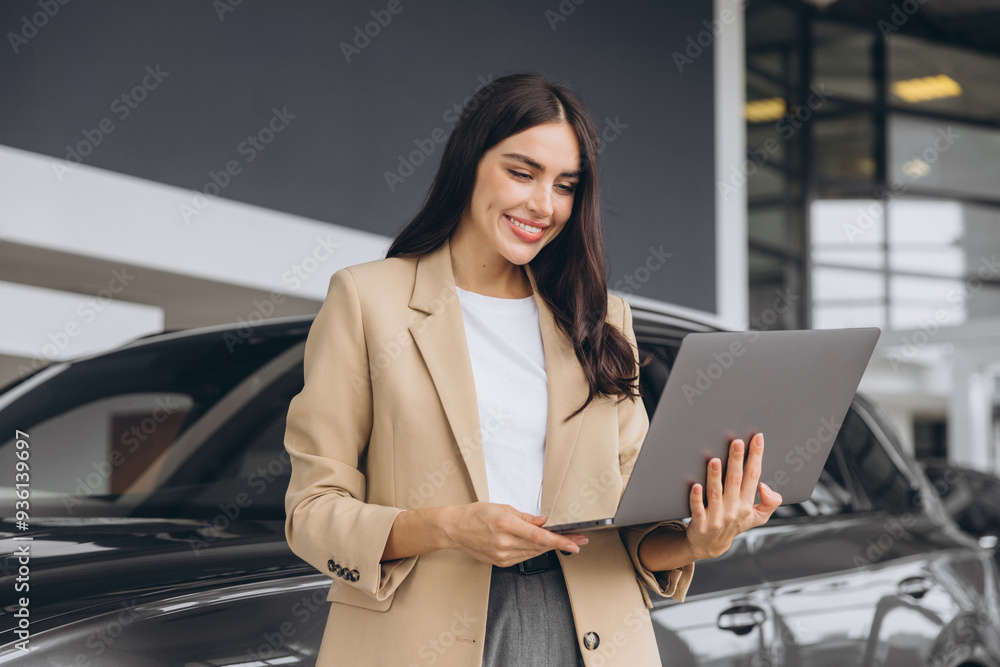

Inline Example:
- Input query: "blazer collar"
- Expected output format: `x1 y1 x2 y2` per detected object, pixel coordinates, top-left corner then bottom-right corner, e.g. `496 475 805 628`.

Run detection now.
407 236 590 514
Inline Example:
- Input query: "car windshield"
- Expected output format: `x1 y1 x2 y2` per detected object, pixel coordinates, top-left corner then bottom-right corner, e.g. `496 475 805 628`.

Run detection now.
0 323 309 520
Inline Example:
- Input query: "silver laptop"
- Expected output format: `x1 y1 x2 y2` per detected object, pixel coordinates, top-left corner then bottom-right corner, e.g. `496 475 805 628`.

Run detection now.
545 327 881 533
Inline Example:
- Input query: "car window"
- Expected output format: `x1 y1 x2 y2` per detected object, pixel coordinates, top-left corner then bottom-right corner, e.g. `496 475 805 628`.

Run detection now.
130 364 303 520
834 405 916 514
636 341 678 423
0 329 305 517
771 447 854 518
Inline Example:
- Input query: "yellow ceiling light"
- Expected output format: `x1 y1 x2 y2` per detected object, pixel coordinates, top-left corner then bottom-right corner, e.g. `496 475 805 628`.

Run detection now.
892 74 962 103
745 97 786 123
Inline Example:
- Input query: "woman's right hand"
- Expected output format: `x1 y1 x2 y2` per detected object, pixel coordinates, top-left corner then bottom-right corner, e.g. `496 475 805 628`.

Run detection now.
436 502 589 567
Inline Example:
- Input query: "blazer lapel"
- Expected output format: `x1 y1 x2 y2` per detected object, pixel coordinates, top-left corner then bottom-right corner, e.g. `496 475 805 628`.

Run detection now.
407 237 592 515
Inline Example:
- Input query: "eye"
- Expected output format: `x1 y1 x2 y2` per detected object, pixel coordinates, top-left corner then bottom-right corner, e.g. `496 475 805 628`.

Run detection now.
558 183 578 194
507 169 530 180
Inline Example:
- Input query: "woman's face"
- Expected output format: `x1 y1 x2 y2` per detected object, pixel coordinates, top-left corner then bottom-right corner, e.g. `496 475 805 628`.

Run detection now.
458 122 581 267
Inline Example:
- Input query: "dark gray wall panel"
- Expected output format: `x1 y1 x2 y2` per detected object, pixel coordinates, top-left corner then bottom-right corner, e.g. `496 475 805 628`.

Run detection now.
1 0 716 311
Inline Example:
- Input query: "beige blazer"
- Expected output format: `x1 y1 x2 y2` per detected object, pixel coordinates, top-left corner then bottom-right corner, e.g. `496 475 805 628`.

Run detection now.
283 236 694 666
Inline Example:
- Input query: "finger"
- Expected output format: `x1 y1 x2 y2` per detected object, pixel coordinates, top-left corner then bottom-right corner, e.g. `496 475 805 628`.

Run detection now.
723 438 745 504
508 518 580 553
531 525 582 553
689 482 706 525
741 433 765 505
706 457 723 521
752 482 782 525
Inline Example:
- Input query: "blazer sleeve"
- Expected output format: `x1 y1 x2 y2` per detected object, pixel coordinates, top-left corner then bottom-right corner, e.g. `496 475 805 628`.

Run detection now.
283 268 417 602
615 295 696 606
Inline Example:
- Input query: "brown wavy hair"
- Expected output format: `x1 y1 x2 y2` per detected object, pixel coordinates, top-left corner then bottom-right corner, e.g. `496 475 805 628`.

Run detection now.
385 72 652 422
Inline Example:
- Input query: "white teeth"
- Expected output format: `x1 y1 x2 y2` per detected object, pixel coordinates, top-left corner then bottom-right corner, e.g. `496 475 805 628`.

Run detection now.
507 214 543 234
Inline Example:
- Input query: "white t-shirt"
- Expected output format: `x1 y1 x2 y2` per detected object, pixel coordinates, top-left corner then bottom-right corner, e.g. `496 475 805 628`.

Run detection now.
455 285 547 516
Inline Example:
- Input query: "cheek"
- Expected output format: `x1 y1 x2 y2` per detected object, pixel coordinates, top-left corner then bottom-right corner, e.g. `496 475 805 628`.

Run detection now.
557 199 575 223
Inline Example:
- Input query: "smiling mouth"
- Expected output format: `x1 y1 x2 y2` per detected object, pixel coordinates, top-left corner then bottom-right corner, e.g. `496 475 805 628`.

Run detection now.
504 214 545 234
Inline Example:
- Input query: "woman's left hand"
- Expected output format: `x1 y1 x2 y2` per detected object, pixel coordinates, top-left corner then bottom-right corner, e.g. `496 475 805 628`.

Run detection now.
685 432 782 560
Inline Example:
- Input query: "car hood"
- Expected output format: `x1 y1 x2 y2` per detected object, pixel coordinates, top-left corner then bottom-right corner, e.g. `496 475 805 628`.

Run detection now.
0 516 309 635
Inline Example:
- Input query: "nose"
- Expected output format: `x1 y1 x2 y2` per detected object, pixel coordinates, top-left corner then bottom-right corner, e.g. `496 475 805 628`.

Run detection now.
527 181 554 219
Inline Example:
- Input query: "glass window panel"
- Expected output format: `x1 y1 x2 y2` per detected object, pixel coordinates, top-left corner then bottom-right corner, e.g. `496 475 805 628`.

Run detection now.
745 0 800 52
748 123 793 168
836 407 916 514
747 48 792 87
813 267 886 301
746 70 787 106
889 34 1000 124
890 275 966 304
888 115 1000 201
890 304 964 331
749 249 784 285
750 206 804 253
816 113 876 180
748 164 786 200
813 249 885 270
887 199 964 245
749 207 786 247
813 24 875 101
811 199 885 245
813 304 886 330
748 250 801 331
889 248 964 277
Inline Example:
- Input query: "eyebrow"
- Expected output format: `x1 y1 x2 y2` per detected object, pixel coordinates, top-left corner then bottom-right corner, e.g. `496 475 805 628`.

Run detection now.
502 152 581 179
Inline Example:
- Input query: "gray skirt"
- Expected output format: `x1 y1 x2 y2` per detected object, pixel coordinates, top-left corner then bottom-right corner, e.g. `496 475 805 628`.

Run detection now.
482 562 586 666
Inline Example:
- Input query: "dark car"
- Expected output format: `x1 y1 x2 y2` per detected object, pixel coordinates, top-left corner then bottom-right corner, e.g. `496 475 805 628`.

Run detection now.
922 458 1000 564
1 302 998 666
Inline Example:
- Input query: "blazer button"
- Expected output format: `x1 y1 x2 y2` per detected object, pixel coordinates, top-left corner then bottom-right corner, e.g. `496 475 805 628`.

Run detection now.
350 569 360 581
327 559 336 573
583 632 600 651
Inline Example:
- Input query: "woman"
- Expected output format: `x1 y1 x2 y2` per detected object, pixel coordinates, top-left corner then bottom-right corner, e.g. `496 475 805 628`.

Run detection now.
282 72 782 666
